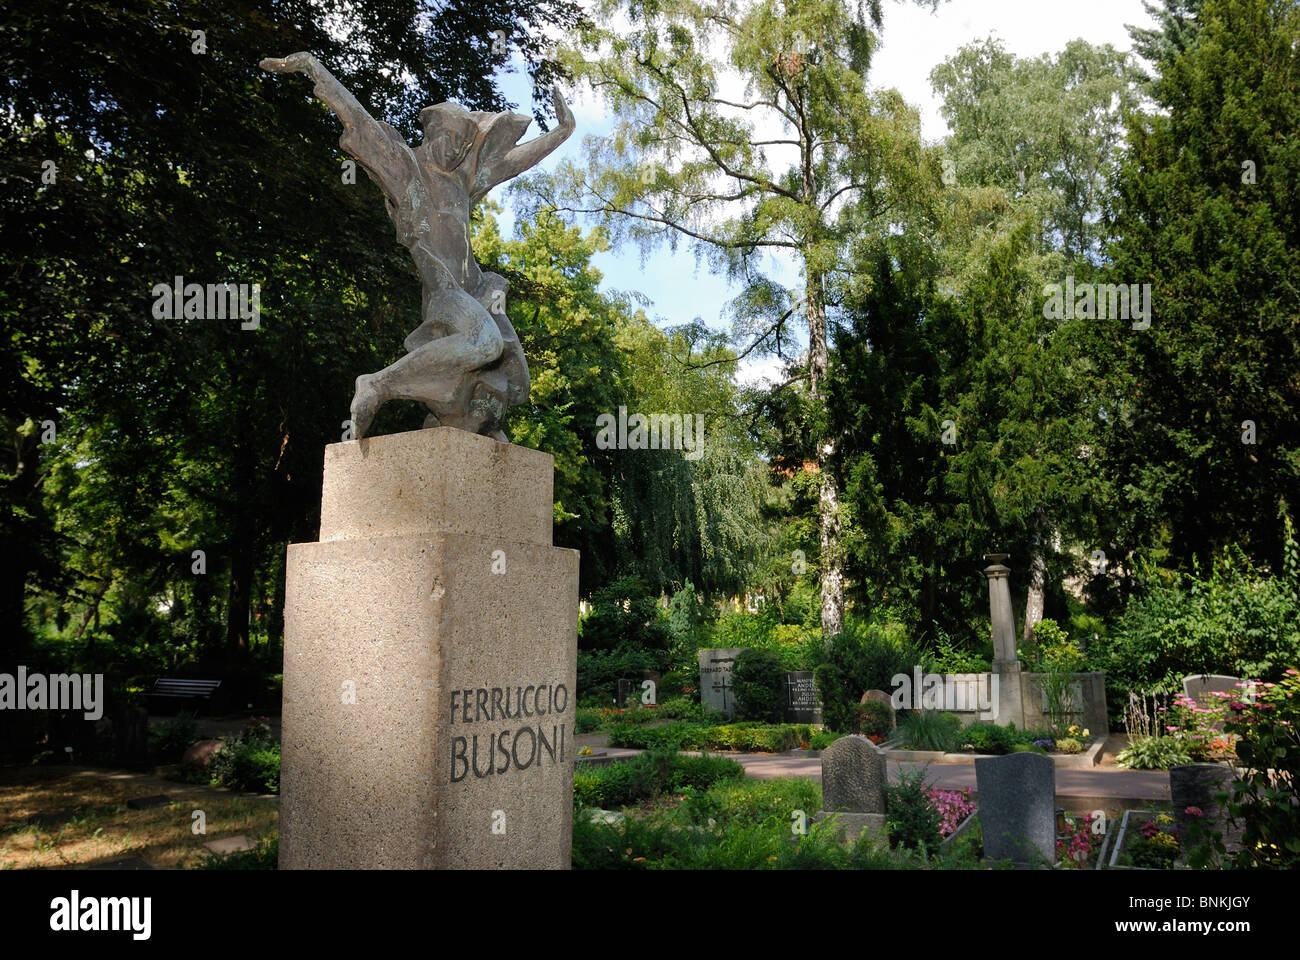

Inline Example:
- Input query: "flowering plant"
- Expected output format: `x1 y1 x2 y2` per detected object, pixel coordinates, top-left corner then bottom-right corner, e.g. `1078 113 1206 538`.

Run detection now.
1184 668 1300 868
925 787 975 839
1056 813 1096 868
1165 690 1239 761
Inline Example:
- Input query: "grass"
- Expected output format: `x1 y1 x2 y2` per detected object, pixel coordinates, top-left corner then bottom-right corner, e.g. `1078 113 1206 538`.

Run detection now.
0 765 278 869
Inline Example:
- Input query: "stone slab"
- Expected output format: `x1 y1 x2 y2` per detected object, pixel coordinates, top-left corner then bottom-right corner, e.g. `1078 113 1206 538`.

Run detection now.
280 530 578 869
698 648 744 718
974 752 1056 867
203 835 256 855
318 427 553 546
125 794 173 810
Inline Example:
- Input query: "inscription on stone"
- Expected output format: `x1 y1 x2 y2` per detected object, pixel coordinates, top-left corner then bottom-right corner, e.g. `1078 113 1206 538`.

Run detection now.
448 682 569 782
698 648 744 718
785 671 823 724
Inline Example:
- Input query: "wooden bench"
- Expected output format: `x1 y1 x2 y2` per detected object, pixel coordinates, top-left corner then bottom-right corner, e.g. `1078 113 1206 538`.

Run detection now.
147 678 225 716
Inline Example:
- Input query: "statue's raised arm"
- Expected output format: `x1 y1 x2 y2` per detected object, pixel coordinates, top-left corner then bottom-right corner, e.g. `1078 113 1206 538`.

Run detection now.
260 52 413 199
470 85 575 205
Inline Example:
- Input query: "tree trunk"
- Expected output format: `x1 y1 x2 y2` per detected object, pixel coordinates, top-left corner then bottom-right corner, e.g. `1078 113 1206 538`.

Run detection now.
1022 508 1049 644
805 271 844 639
225 430 254 661
0 422 40 660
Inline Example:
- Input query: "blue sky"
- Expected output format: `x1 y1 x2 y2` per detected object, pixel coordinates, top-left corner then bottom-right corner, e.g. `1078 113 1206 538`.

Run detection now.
487 0 1157 383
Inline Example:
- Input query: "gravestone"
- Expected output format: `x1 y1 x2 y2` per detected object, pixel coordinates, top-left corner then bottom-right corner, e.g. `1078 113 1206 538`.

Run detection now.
1170 763 1241 861
813 735 887 844
860 689 897 730
784 671 823 724
974 752 1055 867
280 427 579 869
1182 674 1249 705
698 648 744 718
614 678 636 709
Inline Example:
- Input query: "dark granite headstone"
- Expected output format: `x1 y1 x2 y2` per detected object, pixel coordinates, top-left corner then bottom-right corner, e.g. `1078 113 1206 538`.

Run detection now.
784 671 823 724
1170 763 1241 860
614 678 636 709
974 751 1055 867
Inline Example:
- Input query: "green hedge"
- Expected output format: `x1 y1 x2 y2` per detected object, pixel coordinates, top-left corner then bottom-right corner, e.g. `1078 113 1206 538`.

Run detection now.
572 750 744 808
605 721 810 753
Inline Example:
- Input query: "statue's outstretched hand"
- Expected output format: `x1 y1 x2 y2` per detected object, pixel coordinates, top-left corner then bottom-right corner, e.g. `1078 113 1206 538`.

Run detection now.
259 52 317 76
551 84 575 131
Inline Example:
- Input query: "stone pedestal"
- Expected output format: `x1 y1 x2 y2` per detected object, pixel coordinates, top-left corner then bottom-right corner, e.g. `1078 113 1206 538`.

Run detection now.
279 427 579 869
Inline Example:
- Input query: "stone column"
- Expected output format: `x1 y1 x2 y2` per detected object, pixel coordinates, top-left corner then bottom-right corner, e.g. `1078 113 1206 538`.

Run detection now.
279 427 579 869
984 554 1024 727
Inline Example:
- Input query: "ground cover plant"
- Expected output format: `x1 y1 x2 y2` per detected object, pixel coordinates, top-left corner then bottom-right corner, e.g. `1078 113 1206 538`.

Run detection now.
571 769 984 870
604 721 814 753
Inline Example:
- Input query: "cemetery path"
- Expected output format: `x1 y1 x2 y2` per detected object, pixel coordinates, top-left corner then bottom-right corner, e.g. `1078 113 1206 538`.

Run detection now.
724 752 1170 803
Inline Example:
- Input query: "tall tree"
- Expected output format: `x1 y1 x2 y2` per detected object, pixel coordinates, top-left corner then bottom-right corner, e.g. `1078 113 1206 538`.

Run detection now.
1 0 585 662
929 37 1138 638
523 0 941 637
1100 0 1300 574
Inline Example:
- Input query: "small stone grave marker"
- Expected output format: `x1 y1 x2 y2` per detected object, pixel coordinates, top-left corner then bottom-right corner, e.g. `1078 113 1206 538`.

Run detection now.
203 835 256 856
814 735 886 844
860 689 897 730
126 794 173 810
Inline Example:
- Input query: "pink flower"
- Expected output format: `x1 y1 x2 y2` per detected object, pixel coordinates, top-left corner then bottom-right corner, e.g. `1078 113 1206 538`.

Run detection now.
1185 806 1203 817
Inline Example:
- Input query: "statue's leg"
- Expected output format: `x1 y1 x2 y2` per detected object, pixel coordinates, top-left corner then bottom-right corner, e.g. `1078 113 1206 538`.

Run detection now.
350 286 503 438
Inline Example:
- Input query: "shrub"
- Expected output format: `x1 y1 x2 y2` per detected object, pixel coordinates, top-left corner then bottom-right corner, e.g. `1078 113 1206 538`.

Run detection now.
654 696 706 721
1056 737 1083 754
577 576 673 653
897 711 962 752
575 646 664 706
733 648 786 723
854 700 895 738
1092 523 1300 704
1186 668 1300 869
150 711 198 761
572 750 742 808
887 768 942 855
924 629 989 673
209 718 280 793
574 708 604 734
816 615 923 731
696 777 822 828
961 722 1015 755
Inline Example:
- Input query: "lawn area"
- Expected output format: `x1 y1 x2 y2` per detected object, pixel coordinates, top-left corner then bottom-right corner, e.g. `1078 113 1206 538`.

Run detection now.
0 765 277 870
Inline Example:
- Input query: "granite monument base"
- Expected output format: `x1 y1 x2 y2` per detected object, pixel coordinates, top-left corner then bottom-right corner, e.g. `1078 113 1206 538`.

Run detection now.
280 427 579 869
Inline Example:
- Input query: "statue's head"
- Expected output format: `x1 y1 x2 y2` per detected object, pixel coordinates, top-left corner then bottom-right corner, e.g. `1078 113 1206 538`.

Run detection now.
420 103 478 171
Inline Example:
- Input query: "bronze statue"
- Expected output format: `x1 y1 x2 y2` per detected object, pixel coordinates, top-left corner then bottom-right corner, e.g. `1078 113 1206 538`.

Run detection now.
260 52 574 440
